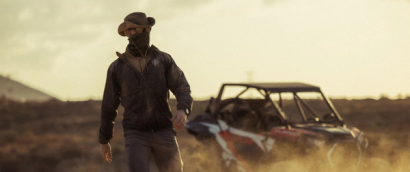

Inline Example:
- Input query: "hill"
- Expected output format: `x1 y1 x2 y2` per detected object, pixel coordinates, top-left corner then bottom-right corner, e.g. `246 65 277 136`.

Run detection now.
0 75 55 102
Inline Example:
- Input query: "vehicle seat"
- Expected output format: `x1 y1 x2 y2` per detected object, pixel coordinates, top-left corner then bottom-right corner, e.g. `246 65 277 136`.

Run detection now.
230 99 259 131
257 107 284 131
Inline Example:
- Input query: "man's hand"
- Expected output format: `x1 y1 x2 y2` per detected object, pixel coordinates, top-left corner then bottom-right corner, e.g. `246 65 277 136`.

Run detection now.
101 143 112 163
171 109 187 129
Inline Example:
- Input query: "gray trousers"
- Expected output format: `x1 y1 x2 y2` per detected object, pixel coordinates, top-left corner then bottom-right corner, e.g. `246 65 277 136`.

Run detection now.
124 129 183 172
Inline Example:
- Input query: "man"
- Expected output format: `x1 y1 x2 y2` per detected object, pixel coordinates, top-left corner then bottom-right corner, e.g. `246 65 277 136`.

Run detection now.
98 12 193 172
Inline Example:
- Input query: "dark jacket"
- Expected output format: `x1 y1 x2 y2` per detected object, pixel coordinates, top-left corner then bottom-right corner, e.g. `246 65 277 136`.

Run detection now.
98 45 193 144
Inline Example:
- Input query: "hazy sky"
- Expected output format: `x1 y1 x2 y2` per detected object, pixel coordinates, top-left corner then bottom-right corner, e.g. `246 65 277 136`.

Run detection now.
1 0 409 101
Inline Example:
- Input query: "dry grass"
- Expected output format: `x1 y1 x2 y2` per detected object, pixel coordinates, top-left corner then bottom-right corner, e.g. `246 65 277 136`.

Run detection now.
0 98 409 172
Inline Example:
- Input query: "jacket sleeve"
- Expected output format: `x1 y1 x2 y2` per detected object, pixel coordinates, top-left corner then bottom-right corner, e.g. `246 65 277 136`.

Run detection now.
98 62 121 144
164 53 193 115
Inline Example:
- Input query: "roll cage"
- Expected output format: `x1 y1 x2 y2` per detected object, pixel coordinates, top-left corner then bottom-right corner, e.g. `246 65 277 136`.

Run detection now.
209 82 345 128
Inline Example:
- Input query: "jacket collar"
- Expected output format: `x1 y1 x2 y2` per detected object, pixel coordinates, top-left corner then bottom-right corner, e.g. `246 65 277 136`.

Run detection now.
116 45 160 62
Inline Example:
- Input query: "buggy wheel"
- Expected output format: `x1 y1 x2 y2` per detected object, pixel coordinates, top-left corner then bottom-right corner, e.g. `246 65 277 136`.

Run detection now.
193 139 228 172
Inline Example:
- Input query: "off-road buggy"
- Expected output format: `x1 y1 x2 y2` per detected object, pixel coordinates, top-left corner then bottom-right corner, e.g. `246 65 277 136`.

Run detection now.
185 82 368 172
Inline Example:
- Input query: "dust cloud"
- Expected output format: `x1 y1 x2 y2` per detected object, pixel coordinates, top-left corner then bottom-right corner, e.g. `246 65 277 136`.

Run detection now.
179 132 410 172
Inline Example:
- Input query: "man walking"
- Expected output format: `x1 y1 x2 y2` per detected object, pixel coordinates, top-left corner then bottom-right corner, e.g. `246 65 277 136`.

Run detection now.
98 12 193 172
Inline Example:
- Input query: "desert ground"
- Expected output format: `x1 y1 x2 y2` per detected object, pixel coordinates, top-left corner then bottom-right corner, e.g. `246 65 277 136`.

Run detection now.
0 97 409 172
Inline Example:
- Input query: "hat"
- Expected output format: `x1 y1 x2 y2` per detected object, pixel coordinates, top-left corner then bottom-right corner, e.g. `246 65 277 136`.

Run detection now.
118 12 155 36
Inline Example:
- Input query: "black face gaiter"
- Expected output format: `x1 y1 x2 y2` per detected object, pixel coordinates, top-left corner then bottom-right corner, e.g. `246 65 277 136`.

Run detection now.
127 30 150 57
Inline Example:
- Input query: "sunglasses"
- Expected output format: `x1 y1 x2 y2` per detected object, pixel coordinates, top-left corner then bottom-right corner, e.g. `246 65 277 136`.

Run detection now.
130 27 151 34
